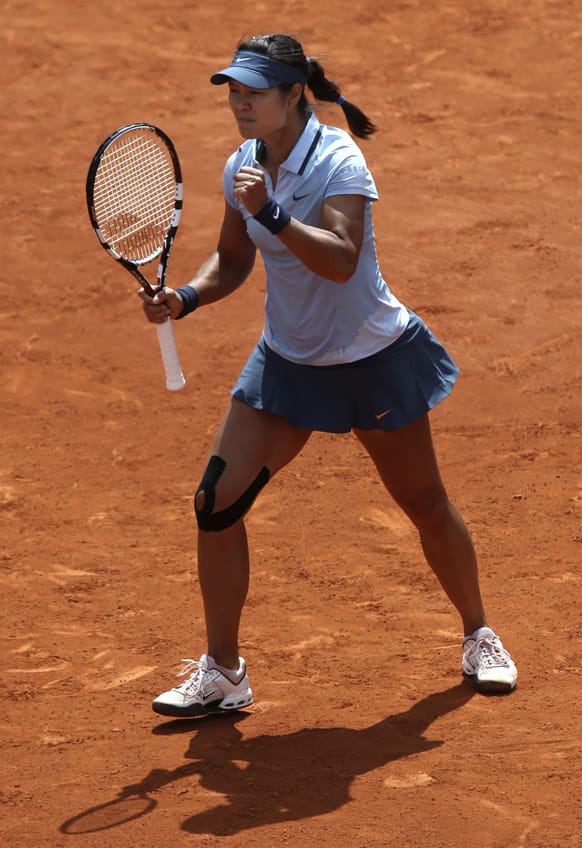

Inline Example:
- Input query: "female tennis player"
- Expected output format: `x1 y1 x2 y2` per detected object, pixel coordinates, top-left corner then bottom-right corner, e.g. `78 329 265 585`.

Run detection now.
140 33 517 716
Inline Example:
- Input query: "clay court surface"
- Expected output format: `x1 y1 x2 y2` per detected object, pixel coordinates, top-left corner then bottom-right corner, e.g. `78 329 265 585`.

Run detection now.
2 0 581 845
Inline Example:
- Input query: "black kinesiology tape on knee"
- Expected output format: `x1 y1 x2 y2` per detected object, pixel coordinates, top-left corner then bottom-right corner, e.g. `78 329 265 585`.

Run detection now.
195 455 270 532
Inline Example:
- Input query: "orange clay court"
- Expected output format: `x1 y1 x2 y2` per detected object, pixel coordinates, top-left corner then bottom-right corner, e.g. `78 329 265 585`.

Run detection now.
1 1 581 846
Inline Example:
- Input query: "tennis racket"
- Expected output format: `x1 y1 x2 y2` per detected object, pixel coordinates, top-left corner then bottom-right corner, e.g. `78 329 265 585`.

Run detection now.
86 122 186 391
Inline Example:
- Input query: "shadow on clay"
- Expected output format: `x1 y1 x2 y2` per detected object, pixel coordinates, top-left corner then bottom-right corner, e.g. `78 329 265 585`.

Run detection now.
60 681 474 836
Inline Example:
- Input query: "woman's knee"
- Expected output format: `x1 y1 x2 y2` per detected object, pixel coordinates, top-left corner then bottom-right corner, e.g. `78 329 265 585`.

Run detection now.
194 454 270 532
397 483 451 529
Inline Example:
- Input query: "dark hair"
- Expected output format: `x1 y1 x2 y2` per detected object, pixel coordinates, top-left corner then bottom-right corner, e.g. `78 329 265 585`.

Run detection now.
237 34 377 139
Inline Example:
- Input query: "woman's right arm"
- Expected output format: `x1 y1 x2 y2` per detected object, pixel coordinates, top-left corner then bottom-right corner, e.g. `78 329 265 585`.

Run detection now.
140 200 256 324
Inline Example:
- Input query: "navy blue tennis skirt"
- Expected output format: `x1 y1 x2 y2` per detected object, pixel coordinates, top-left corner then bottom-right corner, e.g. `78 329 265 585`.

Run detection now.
231 310 459 433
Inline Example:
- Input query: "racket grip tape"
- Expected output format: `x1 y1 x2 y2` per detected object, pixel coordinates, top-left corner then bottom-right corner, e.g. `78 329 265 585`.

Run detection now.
155 320 186 391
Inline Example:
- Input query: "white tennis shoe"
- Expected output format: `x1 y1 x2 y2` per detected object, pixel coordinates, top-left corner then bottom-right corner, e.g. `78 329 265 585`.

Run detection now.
462 627 517 694
152 654 253 717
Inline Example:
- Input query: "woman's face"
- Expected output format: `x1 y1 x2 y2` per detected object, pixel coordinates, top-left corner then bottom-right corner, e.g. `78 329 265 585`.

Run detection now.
227 80 299 139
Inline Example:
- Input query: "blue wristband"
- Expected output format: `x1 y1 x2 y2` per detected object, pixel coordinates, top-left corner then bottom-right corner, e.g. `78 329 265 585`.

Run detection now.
253 198 291 235
175 285 199 319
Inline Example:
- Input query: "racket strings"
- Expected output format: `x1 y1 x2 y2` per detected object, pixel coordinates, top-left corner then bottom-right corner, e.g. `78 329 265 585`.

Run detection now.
93 132 177 263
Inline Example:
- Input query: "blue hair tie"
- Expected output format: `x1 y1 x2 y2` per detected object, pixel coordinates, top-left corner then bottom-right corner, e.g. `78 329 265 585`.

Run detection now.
336 94 346 105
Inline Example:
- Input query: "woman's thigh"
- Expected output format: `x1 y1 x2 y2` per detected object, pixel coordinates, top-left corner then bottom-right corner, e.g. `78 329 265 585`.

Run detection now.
353 415 448 519
203 398 312 511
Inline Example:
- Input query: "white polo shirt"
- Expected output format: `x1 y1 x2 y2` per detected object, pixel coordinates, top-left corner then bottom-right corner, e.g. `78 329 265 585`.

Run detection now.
223 112 409 365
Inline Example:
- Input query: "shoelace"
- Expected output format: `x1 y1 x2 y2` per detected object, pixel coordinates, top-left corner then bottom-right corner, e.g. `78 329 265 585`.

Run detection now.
173 658 208 695
475 636 511 668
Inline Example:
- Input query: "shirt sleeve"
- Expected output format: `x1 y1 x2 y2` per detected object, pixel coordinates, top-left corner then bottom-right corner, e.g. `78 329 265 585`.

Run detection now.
324 153 379 202
222 153 238 209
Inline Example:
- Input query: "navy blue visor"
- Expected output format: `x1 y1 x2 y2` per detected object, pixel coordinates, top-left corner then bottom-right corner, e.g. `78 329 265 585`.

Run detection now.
210 51 307 89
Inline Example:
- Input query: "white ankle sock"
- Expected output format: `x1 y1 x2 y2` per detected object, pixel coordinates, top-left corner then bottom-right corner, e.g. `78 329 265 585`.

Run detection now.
465 626 495 643
208 656 243 681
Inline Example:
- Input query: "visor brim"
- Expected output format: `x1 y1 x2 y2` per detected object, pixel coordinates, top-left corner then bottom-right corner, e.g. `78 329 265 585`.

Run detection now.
210 68 278 89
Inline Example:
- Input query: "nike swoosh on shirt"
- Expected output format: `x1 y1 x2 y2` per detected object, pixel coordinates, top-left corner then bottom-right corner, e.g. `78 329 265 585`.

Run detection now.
292 192 309 201
375 410 392 420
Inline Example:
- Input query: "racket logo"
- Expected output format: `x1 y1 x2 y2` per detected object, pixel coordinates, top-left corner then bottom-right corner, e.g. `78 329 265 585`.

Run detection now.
105 211 139 238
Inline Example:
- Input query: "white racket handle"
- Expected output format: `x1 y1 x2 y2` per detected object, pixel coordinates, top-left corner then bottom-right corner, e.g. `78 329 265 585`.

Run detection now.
155 320 186 391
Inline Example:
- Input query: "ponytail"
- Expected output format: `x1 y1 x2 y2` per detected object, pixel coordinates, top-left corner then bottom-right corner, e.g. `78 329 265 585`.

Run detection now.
306 57 378 140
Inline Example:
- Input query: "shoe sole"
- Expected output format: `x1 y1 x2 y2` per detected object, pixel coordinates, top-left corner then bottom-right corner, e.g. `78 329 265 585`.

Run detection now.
463 672 517 695
152 691 253 718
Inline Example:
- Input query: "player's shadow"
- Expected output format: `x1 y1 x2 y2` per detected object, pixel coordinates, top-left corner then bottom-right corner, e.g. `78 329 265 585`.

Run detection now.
60 681 473 836
179 681 473 835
